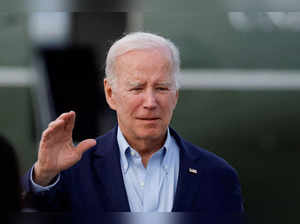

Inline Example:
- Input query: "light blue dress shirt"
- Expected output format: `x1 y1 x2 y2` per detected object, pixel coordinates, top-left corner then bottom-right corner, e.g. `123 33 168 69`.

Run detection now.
30 127 180 212
118 127 180 212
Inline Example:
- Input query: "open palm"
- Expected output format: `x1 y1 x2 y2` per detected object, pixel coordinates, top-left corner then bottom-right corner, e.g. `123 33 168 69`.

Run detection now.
34 111 96 186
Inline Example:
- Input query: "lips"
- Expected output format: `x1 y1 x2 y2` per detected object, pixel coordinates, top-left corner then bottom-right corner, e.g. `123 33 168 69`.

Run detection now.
137 117 160 120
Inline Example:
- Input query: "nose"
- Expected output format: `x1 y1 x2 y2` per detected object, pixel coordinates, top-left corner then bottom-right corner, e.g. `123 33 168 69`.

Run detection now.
143 89 158 110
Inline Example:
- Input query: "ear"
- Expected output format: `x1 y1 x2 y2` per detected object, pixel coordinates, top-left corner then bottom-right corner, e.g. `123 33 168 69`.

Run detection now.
104 79 117 111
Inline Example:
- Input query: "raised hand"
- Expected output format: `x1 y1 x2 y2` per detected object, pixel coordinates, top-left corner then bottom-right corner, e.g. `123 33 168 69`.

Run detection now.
33 111 96 186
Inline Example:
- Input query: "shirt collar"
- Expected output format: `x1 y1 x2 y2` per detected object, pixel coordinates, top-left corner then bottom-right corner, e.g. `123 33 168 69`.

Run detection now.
117 127 173 173
117 127 130 174
161 128 173 172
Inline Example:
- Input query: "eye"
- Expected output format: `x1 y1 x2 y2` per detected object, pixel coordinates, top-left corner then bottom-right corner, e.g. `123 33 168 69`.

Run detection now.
130 87 143 92
132 87 142 91
157 87 169 91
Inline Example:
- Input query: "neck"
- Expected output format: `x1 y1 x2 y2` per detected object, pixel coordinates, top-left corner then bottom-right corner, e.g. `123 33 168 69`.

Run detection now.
119 127 167 167
129 137 165 156
129 136 166 168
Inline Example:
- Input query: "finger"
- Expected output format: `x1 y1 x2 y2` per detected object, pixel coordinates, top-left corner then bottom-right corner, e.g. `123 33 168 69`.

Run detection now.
76 139 96 155
41 120 65 146
41 128 52 141
40 128 54 149
55 111 74 126
48 121 55 128
64 111 76 132
48 119 64 128
57 111 73 121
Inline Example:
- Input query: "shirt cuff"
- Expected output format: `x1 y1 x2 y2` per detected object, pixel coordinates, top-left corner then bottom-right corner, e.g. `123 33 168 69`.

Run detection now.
30 166 60 192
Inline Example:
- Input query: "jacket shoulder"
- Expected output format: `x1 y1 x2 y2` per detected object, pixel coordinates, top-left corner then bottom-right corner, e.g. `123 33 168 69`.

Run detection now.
172 129 238 174
81 128 116 157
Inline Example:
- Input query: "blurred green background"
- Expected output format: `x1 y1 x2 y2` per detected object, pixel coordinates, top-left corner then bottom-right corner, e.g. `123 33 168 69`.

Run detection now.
172 90 300 223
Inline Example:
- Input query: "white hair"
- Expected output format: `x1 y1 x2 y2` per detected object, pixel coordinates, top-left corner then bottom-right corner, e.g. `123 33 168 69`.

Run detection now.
105 32 181 89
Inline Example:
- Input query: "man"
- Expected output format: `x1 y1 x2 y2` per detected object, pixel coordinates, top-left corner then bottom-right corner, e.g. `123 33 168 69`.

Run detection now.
23 32 244 216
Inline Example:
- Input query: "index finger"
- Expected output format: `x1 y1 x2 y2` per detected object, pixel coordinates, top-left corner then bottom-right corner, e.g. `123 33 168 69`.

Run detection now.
63 111 76 132
57 111 75 121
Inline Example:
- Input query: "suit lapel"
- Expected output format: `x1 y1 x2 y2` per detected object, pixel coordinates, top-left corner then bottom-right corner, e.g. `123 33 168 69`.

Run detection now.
90 127 204 212
171 129 202 212
92 127 130 212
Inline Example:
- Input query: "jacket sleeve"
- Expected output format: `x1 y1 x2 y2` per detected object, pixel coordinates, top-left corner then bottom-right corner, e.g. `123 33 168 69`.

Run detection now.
22 167 70 212
211 165 244 214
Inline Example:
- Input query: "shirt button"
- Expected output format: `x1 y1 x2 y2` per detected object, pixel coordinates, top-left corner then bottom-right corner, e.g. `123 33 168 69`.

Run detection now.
131 151 135 156
140 182 144 187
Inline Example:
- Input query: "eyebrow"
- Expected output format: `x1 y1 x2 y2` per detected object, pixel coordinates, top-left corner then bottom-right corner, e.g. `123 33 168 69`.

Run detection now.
155 82 173 86
126 81 145 87
126 81 173 88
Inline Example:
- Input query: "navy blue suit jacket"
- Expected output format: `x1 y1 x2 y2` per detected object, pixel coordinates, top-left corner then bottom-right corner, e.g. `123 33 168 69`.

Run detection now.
23 127 244 216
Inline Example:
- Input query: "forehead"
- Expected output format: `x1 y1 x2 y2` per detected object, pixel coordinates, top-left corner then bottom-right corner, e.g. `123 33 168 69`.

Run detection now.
114 48 174 83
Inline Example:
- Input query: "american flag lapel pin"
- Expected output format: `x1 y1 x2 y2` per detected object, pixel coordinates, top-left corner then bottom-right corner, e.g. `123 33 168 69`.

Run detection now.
189 168 198 174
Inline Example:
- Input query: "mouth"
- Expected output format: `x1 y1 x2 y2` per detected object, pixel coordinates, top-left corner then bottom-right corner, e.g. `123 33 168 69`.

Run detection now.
136 117 160 120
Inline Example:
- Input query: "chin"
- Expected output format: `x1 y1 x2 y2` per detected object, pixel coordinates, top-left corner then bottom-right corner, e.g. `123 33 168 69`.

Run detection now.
136 127 166 140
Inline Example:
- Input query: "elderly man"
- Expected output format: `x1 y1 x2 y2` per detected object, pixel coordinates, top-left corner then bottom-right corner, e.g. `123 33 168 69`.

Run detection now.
23 32 244 215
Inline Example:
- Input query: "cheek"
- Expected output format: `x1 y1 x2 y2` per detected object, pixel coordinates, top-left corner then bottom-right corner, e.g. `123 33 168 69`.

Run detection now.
117 94 143 115
160 95 177 112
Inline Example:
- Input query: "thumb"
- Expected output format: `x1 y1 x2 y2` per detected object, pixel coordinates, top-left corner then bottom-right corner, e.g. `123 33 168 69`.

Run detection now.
76 139 97 155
